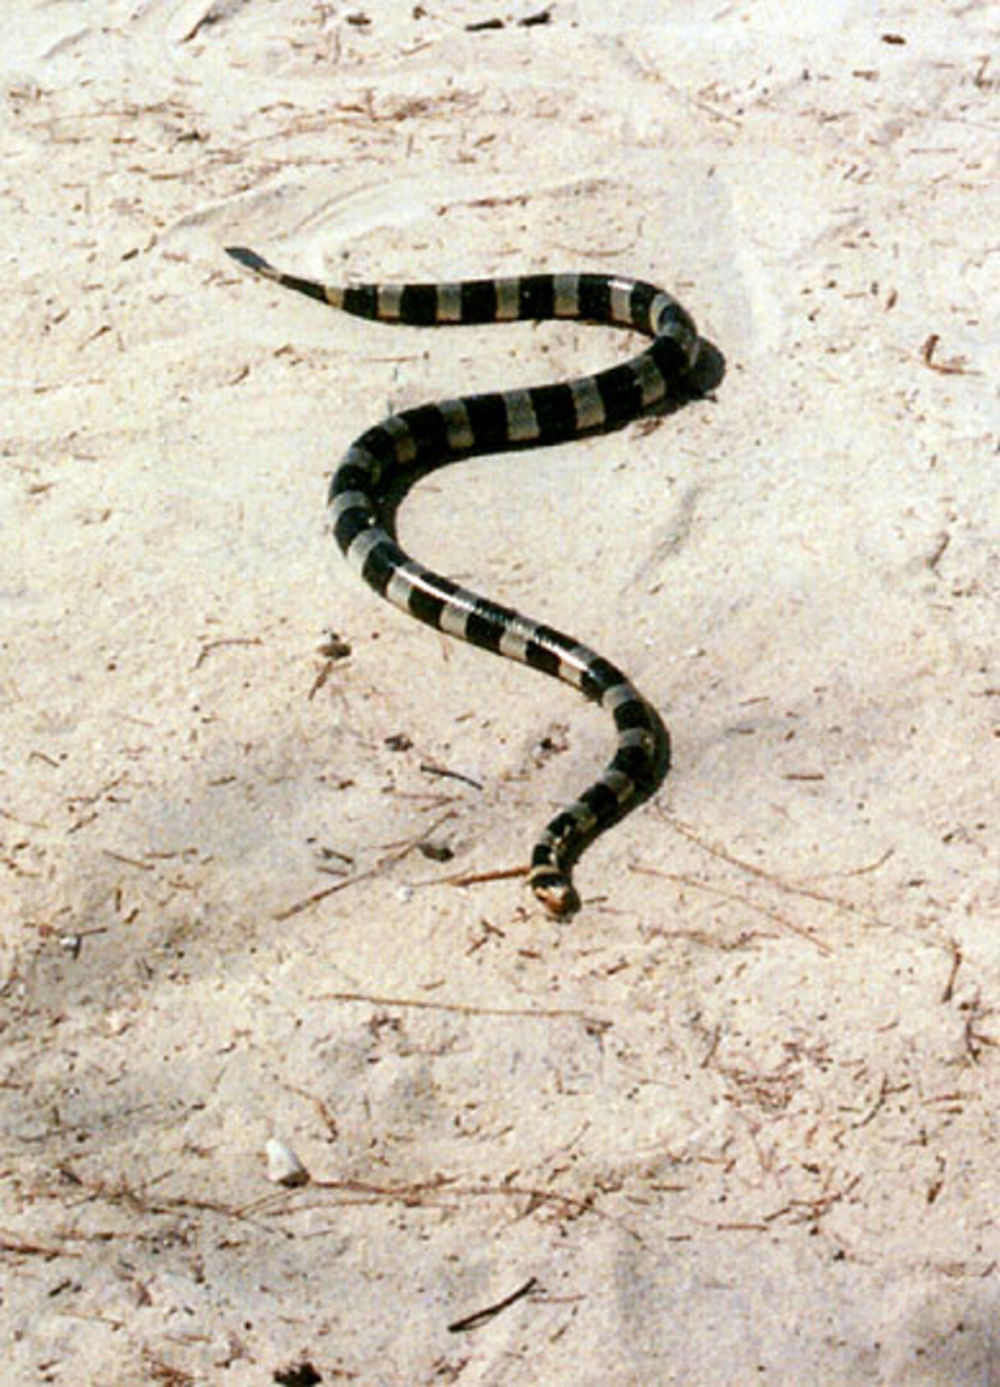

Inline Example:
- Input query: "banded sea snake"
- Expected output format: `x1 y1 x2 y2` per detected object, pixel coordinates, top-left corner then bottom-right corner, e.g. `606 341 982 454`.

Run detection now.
226 245 701 918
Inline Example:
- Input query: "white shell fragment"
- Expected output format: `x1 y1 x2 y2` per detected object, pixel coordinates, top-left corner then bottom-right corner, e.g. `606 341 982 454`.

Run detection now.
265 1138 310 1187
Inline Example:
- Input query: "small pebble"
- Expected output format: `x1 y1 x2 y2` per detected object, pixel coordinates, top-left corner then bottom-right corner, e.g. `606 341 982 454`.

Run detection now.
417 840 453 863
265 1139 310 1187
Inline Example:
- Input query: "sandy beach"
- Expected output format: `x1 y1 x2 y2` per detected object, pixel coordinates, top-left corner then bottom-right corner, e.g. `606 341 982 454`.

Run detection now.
2 2 998 1381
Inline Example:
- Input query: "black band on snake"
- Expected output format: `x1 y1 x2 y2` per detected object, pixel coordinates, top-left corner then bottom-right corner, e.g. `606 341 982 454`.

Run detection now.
226 244 701 918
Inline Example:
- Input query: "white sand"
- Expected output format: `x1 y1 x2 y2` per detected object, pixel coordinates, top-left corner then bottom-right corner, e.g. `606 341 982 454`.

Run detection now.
3 2 998 1381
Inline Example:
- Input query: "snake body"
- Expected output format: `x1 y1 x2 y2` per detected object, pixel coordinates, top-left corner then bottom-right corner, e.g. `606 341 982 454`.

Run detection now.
226 245 700 917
